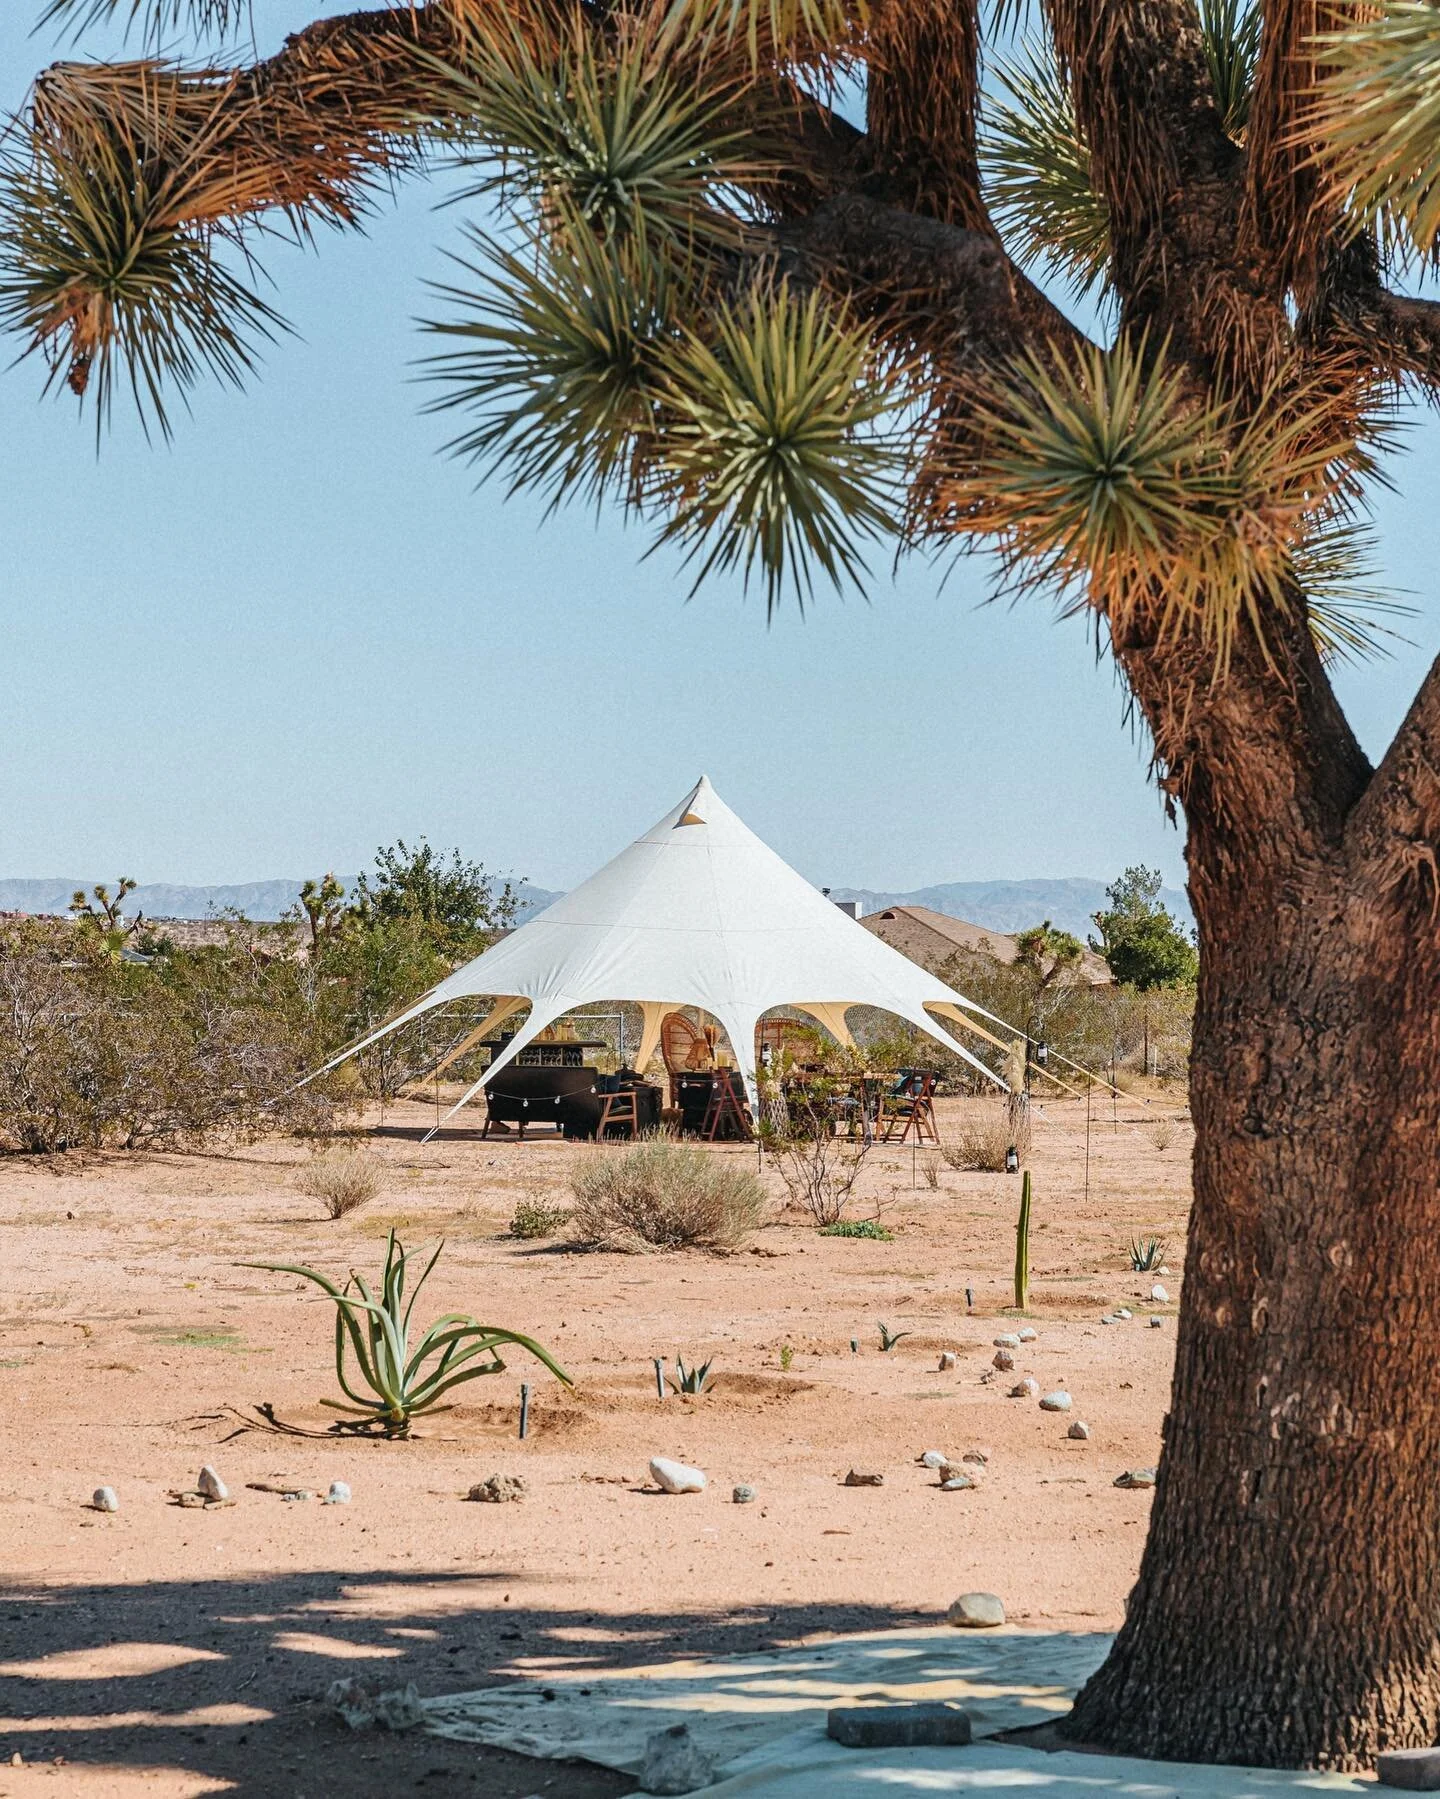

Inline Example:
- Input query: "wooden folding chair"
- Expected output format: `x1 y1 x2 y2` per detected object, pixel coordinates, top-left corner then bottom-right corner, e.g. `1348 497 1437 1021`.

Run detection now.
702 1070 752 1141
876 1070 940 1146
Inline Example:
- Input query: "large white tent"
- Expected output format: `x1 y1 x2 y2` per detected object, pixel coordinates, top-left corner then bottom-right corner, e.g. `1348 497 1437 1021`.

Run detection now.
311 776 1012 1132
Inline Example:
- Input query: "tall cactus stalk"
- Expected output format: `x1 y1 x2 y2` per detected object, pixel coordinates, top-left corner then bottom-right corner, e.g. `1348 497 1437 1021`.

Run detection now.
1014 1169 1031 1312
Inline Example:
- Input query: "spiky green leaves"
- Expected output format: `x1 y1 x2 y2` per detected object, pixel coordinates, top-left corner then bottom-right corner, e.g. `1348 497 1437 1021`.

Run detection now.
1198 0 1262 140
1310 1 1440 255
982 46 1110 300
424 234 905 609
654 286 902 608
0 80 283 433
936 334 1373 666
423 224 671 511
434 13 774 252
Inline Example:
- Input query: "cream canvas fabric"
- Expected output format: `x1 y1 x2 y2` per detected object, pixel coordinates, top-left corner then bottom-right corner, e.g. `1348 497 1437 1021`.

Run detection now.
310 775 1008 1128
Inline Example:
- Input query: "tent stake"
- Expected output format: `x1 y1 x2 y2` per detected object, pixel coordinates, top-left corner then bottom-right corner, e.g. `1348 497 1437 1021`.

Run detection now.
518 1383 531 1440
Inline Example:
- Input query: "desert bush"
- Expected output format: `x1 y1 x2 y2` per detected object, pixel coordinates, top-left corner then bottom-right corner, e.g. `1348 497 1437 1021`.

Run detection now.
819 1218 893 1241
918 1152 941 1190
941 1107 1026 1173
299 1150 386 1218
1148 1118 1178 1151
768 1102 870 1226
569 1142 766 1251
510 1193 569 1239
0 917 335 1153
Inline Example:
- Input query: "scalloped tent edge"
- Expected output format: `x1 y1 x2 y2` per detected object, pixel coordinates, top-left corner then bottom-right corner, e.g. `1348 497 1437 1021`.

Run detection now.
306 775 1016 1134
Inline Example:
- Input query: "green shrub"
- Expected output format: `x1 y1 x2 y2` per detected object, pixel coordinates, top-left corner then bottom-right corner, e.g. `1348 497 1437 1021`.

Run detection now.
942 1108 1024 1173
511 1195 569 1239
569 1142 766 1251
818 1218 893 1241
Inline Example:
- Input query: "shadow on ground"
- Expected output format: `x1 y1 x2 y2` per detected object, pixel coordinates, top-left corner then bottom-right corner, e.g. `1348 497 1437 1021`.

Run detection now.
0 1570 930 1796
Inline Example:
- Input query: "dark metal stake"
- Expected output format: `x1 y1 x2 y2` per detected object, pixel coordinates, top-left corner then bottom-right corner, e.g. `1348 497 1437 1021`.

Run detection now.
518 1383 530 1440
850 1337 859 1354
654 1357 666 1399
965 1286 974 1311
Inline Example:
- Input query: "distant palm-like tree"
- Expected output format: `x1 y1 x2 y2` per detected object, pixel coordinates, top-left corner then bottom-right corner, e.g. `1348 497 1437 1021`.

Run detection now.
9 0 1440 1770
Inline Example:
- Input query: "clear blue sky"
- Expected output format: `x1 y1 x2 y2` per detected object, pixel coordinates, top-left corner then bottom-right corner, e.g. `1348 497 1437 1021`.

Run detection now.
3 2 1437 895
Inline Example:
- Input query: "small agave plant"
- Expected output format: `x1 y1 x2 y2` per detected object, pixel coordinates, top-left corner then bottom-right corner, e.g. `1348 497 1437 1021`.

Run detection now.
670 1354 714 1395
243 1230 569 1435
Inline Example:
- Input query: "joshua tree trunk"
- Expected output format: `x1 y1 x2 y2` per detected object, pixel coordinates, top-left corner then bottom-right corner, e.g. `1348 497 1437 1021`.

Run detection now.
1066 622 1440 1766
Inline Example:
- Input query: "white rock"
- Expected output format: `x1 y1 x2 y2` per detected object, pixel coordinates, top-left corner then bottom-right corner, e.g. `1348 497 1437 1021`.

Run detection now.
919 1450 949 1469
1149 1316 1164 1328
1150 1283 1169 1304
324 1480 352 1505
91 1486 118 1513
650 1456 706 1494
640 1722 718 1795
1068 1421 1091 1441
992 1348 1016 1371
1009 1377 1039 1399
1100 1315 1118 1325
1017 1327 1038 1343
992 1333 1021 1349
196 1465 227 1502
1039 1390 1072 1413
938 1352 958 1372
946 1592 1005 1629
939 1473 975 1491
1115 1307 1133 1319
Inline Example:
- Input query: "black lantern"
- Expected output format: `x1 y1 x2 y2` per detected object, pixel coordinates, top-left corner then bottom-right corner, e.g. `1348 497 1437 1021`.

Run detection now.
1035 1039 1049 1068
1005 1144 1019 1174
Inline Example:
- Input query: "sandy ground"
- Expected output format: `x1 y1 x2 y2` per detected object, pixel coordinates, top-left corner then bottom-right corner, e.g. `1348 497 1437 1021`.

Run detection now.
0 1088 1192 1796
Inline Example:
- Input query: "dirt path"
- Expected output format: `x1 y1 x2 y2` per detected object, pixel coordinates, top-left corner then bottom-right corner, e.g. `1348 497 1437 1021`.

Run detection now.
0 1091 1190 1794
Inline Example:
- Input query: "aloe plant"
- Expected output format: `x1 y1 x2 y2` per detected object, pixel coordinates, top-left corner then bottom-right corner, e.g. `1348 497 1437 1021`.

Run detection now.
670 1354 714 1394
877 1321 911 1352
242 1231 569 1435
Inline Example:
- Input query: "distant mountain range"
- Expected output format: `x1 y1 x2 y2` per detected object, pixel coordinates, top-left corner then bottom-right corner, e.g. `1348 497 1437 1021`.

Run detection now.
826 878 1193 941
0 877 563 924
1 872 1190 940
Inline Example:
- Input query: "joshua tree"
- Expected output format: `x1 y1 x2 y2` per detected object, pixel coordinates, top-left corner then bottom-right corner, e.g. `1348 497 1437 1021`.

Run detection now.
8 0 1440 1770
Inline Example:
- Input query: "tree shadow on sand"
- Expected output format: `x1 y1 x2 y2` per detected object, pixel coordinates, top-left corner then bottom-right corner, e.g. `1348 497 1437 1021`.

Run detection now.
0 1569 972 1798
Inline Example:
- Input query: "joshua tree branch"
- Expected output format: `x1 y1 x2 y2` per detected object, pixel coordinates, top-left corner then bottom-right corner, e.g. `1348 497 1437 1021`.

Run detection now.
1346 655 1440 902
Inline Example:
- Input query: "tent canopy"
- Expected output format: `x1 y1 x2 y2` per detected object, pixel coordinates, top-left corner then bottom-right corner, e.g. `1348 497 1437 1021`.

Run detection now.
313 776 1011 1131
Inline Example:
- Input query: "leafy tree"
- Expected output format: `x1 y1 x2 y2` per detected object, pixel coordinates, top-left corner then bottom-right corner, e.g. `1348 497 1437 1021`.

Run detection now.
12 0 1440 1768
1091 866 1198 990
350 839 518 957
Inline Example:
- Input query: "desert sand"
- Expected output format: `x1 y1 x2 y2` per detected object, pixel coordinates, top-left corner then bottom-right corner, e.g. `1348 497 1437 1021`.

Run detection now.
0 1090 1190 1795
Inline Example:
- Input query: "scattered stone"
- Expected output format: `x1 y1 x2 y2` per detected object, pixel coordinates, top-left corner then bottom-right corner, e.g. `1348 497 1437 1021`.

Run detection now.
91 1486 118 1513
282 1490 314 1503
1150 1283 1169 1303
938 1352 958 1372
326 1676 423 1731
1114 1467 1158 1489
843 1469 884 1487
196 1465 227 1502
1115 1307 1133 1319
992 1349 1016 1371
939 1473 975 1492
467 1474 526 1504
992 1333 1021 1349
177 1491 207 1509
323 1480 351 1505
639 1721 718 1795
732 1484 757 1504
1068 1421 1091 1441
960 1450 989 1466
946 1592 1005 1629
1378 1747 1440 1790
1100 1315 1118 1325
1009 1378 1039 1399
919 1450 949 1469
1017 1327 1038 1343
828 1701 973 1749
650 1457 707 1494
1149 1316 1164 1329
1039 1390 1072 1412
